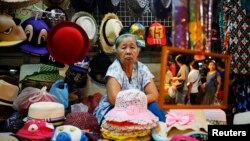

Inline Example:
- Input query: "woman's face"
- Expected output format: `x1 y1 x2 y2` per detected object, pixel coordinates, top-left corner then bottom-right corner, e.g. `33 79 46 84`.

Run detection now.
116 36 140 65
208 62 216 71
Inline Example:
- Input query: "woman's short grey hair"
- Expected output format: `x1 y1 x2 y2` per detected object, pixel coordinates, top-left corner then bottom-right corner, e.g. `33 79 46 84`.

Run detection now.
115 33 137 48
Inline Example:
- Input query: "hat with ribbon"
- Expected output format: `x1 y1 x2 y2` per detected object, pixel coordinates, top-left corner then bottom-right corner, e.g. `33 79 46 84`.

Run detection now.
99 13 123 53
43 0 70 9
126 0 149 17
47 21 90 64
104 89 159 125
70 0 97 13
71 11 98 47
0 0 40 8
0 14 26 47
20 17 50 56
16 119 54 140
97 0 121 14
149 0 172 19
147 21 167 46
128 22 146 48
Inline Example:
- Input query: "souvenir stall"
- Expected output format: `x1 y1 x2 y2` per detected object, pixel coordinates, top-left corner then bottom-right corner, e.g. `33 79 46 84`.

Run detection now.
0 0 249 141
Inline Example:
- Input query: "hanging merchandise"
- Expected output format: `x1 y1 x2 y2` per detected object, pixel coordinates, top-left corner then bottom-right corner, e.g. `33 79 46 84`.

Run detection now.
97 0 120 14
20 17 50 56
43 0 69 9
129 22 146 48
71 0 97 13
71 11 98 47
99 13 123 54
42 6 68 28
147 21 167 46
0 0 40 9
47 21 90 64
172 0 188 49
126 0 149 17
149 0 172 19
0 14 27 47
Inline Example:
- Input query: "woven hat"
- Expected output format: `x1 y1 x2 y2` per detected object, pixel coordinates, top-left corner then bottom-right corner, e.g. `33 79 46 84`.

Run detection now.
88 52 112 85
0 14 26 47
97 0 121 14
0 80 19 107
70 0 97 13
64 112 101 140
16 120 54 140
0 134 19 141
43 0 69 9
71 11 98 47
99 13 123 53
20 17 50 56
147 21 167 46
150 0 172 19
104 89 159 124
51 125 88 141
0 0 39 8
47 21 90 64
126 0 149 17
128 22 146 48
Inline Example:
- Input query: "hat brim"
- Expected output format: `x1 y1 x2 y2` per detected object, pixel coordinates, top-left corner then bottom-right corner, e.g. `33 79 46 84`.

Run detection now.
0 40 24 47
20 43 48 56
43 0 69 9
147 37 167 46
99 13 120 54
104 107 158 124
47 21 90 64
71 11 98 46
0 0 40 8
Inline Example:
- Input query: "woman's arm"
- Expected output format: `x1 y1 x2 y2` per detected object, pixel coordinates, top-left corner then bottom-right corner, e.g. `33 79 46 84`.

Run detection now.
144 80 159 103
106 77 122 106
216 74 222 93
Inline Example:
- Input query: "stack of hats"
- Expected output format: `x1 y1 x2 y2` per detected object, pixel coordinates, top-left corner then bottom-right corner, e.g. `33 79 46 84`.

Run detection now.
101 89 159 140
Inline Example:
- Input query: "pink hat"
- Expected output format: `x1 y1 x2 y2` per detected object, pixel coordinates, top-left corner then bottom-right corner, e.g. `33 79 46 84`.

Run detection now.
104 89 159 125
16 120 54 140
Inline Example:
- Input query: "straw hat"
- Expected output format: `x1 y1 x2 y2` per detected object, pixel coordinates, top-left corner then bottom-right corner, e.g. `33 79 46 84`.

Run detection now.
99 13 123 54
0 0 40 8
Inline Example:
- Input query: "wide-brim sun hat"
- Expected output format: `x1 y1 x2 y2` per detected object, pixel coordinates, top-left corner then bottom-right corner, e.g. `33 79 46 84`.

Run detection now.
97 0 121 14
0 0 40 8
99 13 123 54
0 14 26 47
47 21 90 64
43 0 69 9
150 0 172 19
126 0 149 17
104 89 159 125
71 11 98 47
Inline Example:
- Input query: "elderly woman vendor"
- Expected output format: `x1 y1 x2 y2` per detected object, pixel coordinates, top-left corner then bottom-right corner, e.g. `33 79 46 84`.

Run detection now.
94 33 166 125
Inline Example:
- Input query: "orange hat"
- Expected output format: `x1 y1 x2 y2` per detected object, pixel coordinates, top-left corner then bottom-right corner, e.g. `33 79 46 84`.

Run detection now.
147 22 167 46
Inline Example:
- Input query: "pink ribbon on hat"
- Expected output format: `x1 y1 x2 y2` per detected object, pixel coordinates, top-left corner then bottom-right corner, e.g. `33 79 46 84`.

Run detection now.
166 112 194 127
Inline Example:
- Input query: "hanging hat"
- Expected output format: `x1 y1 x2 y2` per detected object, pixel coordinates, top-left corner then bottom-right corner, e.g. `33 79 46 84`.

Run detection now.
42 6 68 28
47 21 90 64
0 80 19 107
0 0 39 8
97 0 121 14
126 0 149 17
150 0 172 19
71 11 98 47
128 22 146 48
70 0 97 13
20 17 50 56
99 13 123 53
43 0 69 9
104 89 159 124
0 14 26 47
0 134 19 141
88 52 112 85
147 21 167 46
16 120 54 140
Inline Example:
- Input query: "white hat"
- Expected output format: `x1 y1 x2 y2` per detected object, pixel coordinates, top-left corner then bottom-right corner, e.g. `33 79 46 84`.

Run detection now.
99 13 123 54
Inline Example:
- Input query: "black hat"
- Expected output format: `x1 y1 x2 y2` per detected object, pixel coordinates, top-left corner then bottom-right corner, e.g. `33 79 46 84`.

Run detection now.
97 0 121 14
70 0 97 13
150 0 172 19
88 52 112 84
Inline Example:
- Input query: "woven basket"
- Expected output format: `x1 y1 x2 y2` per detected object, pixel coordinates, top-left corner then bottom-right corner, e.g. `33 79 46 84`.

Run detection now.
0 0 40 9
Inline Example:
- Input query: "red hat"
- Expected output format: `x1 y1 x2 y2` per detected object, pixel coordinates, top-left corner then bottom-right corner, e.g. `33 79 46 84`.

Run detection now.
47 21 90 64
147 22 167 46
16 120 54 140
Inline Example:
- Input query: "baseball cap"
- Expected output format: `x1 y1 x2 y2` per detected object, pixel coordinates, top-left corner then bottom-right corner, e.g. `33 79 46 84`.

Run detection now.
147 22 167 46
